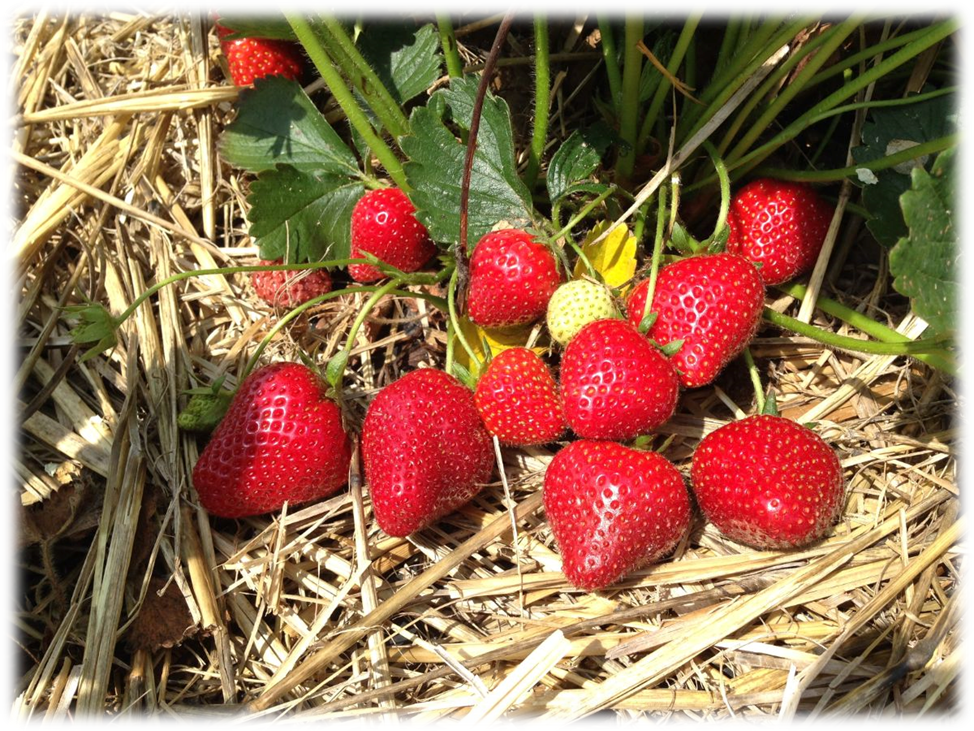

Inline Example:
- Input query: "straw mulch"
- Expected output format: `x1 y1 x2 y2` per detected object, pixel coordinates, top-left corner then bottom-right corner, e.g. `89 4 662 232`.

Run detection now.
12 12 961 722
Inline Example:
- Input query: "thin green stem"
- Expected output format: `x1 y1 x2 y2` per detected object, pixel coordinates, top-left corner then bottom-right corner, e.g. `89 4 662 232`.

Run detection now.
288 15 410 192
316 16 410 139
525 16 551 190
701 140 731 248
636 14 702 156
437 14 464 79
726 16 864 165
757 134 957 182
598 16 623 117
448 267 481 376
640 185 668 324
763 307 957 374
714 18 742 73
551 185 619 241
743 347 765 413
615 15 644 183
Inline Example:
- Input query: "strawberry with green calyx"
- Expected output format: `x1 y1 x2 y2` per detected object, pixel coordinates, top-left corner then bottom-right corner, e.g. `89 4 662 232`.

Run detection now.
690 414 845 550
559 319 680 442
361 369 494 537
544 440 691 591
725 178 834 286
467 229 561 329
474 348 566 447
627 252 765 389
191 362 352 519
349 188 436 283
177 379 235 434
546 279 619 347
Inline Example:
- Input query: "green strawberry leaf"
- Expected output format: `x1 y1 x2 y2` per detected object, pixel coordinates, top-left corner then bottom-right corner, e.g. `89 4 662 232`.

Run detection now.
546 123 615 204
401 76 535 248
851 88 957 247
247 164 363 263
220 77 362 176
213 16 296 41
358 23 443 105
889 146 957 339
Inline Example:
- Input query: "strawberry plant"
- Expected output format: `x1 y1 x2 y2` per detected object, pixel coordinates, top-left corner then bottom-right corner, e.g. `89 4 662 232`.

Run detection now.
18 9 961 722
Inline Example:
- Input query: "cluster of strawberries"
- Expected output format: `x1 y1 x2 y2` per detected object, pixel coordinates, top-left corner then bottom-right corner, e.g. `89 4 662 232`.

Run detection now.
194 167 845 591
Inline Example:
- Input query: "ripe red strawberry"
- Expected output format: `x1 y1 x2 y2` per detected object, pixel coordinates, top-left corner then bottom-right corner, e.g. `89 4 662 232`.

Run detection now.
361 369 494 537
560 319 679 441
725 178 834 285
192 362 351 518
349 188 436 283
467 229 561 328
474 348 566 446
215 23 305 87
252 260 332 308
690 414 845 549
544 440 691 590
627 253 765 389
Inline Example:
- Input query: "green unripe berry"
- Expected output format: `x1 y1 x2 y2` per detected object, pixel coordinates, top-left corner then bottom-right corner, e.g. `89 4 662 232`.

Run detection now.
546 280 619 347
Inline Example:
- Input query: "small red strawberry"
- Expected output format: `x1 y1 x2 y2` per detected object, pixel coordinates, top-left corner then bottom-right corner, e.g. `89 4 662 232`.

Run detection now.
215 23 305 87
560 319 679 441
474 348 566 446
361 369 494 537
467 229 561 328
349 188 436 283
627 253 765 389
192 362 351 518
690 414 845 549
252 260 333 308
725 178 834 285
544 440 691 591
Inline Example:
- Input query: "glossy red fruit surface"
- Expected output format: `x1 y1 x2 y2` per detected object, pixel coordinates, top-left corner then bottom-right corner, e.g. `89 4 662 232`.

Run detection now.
349 188 436 283
252 260 333 308
467 229 561 328
691 414 845 549
361 369 494 537
726 178 834 285
474 348 566 446
192 362 351 518
216 23 305 86
560 319 679 441
544 440 691 591
627 253 765 389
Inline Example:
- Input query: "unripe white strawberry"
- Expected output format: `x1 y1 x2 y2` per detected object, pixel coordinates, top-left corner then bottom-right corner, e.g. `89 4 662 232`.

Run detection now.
546 279 619 346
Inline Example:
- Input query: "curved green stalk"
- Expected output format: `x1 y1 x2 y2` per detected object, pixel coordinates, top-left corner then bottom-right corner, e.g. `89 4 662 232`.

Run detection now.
551 185 619 241
437 14 464 79
636 13 701 156
287 15 410 192
757 134 957 182
639 184 668 325
701 141 731 248
524 16 550 190
614 15 644 183
447 267 481 376
315 16 411 139
597 16 623 116
725 16 864 165
763 307 957 374
743 347 766 413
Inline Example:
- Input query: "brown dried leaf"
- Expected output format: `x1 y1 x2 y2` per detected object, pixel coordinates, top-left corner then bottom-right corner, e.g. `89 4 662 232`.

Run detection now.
126 577 198 652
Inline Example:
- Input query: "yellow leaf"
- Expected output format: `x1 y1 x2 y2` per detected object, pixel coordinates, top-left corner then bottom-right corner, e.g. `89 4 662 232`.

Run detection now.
572 221 638 291
454 317 545 376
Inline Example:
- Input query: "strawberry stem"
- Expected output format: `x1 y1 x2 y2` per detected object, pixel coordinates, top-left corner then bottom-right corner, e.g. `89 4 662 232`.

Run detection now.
742 347 766 413
700 140 730 249
613 15 644 184
762 307 958 374
286 15 411 193
447 267 482 377
436 15 464 80
523 16 550 191
550 185 618 242
639 183 668 326
597 17 623 118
